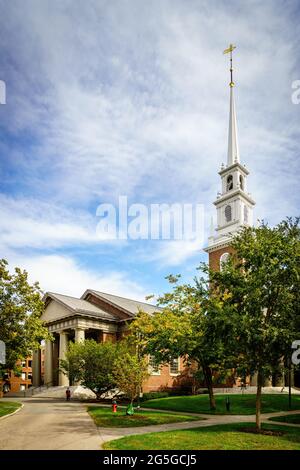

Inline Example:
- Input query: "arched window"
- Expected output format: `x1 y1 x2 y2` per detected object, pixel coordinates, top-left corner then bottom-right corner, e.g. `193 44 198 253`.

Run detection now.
225 204 232 222
239 175 244 190
226 174 233 191
220 252 230 271
244 205 248 223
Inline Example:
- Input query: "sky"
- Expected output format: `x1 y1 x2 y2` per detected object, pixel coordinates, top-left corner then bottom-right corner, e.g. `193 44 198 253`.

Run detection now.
0 0 299 301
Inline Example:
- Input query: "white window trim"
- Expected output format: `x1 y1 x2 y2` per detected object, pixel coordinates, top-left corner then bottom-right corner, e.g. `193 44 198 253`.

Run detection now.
220 252 230 271
148 355 161 376
169 357 180 376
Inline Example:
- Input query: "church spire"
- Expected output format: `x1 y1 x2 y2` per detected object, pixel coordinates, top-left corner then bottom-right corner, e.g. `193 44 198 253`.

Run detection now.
227 86 240 165
223 44 240 166
204 44 255 255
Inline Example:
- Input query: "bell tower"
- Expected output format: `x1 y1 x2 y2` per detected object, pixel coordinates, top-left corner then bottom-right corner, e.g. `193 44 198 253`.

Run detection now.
204 45 255 270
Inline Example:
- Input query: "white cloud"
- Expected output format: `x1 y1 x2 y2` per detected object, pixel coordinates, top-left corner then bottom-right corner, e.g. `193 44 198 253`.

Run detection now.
0 0 299 279
6 252 148 301
0 194 98 250
2 0 298 215
149 239 204 266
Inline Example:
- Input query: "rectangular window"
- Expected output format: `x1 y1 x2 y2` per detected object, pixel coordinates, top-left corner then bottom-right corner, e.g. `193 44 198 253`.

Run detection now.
28 360 32 368
148 355 160 375
169 357 180 375
21 373 26 380
20 384 26 391
21 361 26 367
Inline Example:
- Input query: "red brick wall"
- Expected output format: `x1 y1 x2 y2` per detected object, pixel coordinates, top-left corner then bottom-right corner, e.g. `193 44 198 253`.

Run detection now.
143 358 194 393
7 357 33 392
85 294 131 320
101 332 117 343
209 246 235 271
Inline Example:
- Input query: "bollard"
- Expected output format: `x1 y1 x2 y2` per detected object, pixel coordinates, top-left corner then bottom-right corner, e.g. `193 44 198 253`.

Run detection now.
226 396 230 412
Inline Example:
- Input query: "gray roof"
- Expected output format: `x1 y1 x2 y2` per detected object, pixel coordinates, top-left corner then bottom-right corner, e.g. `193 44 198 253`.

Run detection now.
82 290 159 316
45 292 117 321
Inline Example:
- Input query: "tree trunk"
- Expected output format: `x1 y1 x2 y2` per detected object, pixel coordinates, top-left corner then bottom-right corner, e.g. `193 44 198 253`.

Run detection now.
255 369 263 431
203 365 216 411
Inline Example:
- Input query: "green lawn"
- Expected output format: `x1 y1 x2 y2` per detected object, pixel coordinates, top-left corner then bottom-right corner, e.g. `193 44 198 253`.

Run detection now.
88 406 201 428
142 394 300 415
269 413 300 424
103 422 300 450
0 401 22 418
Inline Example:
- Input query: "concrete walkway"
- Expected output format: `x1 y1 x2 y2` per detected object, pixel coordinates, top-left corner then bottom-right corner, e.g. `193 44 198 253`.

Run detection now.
0 398 100 450
1 398 300 450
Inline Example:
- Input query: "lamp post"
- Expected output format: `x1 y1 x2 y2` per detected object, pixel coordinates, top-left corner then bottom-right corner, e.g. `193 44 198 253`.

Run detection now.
288 357 292 410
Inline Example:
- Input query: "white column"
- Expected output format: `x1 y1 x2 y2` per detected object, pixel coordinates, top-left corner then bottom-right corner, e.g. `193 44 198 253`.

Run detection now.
44 340 53 386
58 331 69 386
73 328 85 386
32 348 41 387
75 328 85 343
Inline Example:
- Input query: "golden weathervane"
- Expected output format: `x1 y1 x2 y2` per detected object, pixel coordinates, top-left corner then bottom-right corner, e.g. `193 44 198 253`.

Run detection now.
223 44 236 87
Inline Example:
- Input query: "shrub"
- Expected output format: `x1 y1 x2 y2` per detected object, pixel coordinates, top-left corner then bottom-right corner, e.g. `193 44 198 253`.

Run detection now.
141 391 169 401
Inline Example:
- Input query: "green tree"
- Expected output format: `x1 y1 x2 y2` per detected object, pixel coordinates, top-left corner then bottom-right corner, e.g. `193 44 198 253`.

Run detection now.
60 339 117 399
210 218 300 430
113 339 149 408
130 218 300 424
0 259 49 384
130 276 235 411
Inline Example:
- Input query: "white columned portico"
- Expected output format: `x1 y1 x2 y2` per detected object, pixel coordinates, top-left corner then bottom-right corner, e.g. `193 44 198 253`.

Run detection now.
44 339 53 386
75 328 85 343
58 331 69 386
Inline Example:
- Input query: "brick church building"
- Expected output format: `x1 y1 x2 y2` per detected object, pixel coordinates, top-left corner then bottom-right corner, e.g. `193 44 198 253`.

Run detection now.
31 49 252 394
30 47 285 394
33 290 189 393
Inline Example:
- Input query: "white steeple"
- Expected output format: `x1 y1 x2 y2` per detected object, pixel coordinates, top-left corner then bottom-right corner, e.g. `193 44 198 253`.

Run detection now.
204 44 255 254
227 86 240 165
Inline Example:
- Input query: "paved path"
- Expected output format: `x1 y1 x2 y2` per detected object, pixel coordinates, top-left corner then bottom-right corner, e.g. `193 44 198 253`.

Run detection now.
1 398 300 450
97 408 300 448
0 398 100 450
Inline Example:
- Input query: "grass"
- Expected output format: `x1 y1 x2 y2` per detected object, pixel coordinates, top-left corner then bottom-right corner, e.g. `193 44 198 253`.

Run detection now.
142 394 300 415
269 413 300 424
103 422 300 450
88 405 201 428
0 401 22 418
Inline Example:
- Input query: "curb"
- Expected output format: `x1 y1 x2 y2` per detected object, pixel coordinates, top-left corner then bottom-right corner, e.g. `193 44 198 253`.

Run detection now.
0 403 24 421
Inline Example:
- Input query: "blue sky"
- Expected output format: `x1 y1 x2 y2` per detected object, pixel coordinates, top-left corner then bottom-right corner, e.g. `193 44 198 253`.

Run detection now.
0 0 299 300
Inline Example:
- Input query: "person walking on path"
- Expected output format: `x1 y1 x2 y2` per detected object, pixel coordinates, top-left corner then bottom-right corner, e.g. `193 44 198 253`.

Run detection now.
66 387 71 401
